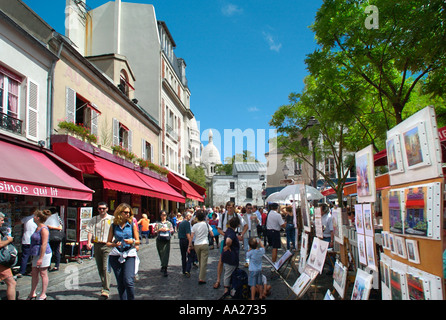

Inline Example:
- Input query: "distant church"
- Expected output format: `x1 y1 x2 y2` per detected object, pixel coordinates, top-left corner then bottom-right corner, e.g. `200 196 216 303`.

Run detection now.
200 130 266 207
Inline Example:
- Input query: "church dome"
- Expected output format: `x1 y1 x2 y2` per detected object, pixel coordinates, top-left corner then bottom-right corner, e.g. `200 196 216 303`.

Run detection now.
201 129 222 165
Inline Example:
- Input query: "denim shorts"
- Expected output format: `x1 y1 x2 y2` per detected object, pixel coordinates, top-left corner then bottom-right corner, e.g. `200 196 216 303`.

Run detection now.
248 270 263 287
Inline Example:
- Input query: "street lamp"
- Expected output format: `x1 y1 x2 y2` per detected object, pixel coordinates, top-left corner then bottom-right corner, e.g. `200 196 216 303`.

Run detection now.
306 116 319 189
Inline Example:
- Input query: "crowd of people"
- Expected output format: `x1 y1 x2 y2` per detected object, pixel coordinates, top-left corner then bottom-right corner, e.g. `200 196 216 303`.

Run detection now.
1 200 339 300
0 208 63 300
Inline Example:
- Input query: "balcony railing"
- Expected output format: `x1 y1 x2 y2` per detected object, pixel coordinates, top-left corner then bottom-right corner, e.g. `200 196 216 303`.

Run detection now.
0 112 22 135
166 124 178 140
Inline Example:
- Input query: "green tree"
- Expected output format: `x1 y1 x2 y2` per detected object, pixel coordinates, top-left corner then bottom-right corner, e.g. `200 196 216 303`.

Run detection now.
185 165 206 189
308 0 446 124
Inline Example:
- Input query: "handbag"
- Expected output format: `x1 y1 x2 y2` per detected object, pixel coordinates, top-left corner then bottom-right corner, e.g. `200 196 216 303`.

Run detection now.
157 222 171 241
49 228 65 242
0 231 18 268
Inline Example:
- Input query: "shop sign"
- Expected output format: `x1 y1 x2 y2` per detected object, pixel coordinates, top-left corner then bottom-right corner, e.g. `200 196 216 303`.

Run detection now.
0 180 61 197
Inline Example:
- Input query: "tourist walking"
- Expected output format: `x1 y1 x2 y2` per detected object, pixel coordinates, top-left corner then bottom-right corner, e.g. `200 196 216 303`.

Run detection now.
222 216 241 295
0 212 17 300
138 213 151 245
178 212 193 277
17 208 37 278
266 203 286 263
247 238 266 300
46 208 64 272
86 201 114 299
213 201 247 289
28 209 52 300
106 203 140 300
190 210 213 284
155 210 174 277
283 206 296 250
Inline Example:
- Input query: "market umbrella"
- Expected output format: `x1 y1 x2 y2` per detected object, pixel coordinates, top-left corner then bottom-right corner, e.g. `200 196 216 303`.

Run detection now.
276 184 324 202
265 191 281 203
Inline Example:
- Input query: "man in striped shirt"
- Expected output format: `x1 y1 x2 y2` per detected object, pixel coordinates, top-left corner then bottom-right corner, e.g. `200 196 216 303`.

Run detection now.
86 202 114 299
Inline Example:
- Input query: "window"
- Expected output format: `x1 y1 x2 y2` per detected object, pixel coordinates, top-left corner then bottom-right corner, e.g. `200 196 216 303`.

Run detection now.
113 118 132 151
142 139 154 162
325 157 335 178
230 182 235 190
0 73 19 119
66 87 99 137
119 70 129 97
246 187 253 199
75 94 91 130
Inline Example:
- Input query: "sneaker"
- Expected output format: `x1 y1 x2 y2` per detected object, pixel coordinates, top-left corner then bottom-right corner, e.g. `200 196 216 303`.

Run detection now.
183 272 191 278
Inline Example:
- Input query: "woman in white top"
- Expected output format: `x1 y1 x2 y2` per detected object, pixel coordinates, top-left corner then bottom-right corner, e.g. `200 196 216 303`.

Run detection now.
189 210 213 284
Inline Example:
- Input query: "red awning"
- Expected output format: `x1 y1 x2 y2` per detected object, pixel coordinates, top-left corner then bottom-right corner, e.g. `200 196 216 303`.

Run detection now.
135 171 185 203
52 143 184 203
187 180 207 199
0 140 93 201
167 172 205 202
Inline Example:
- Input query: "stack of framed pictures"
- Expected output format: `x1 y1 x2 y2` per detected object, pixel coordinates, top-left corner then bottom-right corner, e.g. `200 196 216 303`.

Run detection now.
381 106 444 300
290 237 329 299
354 203 377 272
386 106 443 186
380 252 443 300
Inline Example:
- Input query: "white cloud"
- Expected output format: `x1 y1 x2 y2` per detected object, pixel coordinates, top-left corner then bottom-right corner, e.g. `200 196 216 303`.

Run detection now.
262 31 282 52
248 107 260 112
221 3 243 17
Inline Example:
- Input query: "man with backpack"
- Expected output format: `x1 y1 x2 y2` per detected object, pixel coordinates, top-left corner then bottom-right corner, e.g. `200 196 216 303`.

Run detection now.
212 201 247 290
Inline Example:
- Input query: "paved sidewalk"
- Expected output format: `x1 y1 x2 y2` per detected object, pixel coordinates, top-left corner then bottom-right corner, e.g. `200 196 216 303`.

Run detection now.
1 235 342 300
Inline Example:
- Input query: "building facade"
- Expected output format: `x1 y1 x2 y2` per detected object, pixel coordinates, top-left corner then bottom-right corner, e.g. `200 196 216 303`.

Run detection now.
67 0 198 178
212 163 267 207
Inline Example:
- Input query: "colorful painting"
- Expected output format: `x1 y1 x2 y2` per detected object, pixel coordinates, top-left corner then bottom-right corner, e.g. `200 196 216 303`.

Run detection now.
404 186 428 237
386 135 404 174
403 126 424 167
351 269 373 300
355 145 376 203
406 273 425 300
356 153 371 197
355 204 364 234
390 269 403 300
388 190 404 234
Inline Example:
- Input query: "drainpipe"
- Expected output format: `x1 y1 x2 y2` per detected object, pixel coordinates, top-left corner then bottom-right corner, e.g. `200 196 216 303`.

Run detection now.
46 37 64 149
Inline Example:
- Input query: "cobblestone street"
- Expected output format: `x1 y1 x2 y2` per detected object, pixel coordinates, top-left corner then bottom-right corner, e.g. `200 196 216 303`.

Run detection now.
2 235 339 301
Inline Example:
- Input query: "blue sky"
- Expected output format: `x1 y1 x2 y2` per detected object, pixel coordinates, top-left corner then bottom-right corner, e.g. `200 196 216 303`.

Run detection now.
22 0 322 163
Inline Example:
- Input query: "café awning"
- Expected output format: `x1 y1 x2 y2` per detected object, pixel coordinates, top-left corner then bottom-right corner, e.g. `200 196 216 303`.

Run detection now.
52 142 185 203
167 172 205 202
0 140 93 201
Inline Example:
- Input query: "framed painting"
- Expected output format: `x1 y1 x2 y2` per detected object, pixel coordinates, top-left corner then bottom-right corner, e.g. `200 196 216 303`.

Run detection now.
388 189 404 234
333 260 348 299
355 145 376 203
354 204 364 235
405 239 420 264
351 269 373 300
402 122 431 170
387 106 442 185
357 234 367 266
386 134 404 174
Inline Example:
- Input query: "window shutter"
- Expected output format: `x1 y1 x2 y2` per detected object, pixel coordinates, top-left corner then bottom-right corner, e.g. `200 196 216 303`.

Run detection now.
66 87 76 123
112 118 119 146
141 138 146 160
26 79 39 141
128 129 133 152
91 110 98 137
150 144 154 163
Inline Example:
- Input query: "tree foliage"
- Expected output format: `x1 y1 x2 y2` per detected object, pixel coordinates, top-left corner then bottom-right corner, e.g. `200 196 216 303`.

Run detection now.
270 0 446 206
